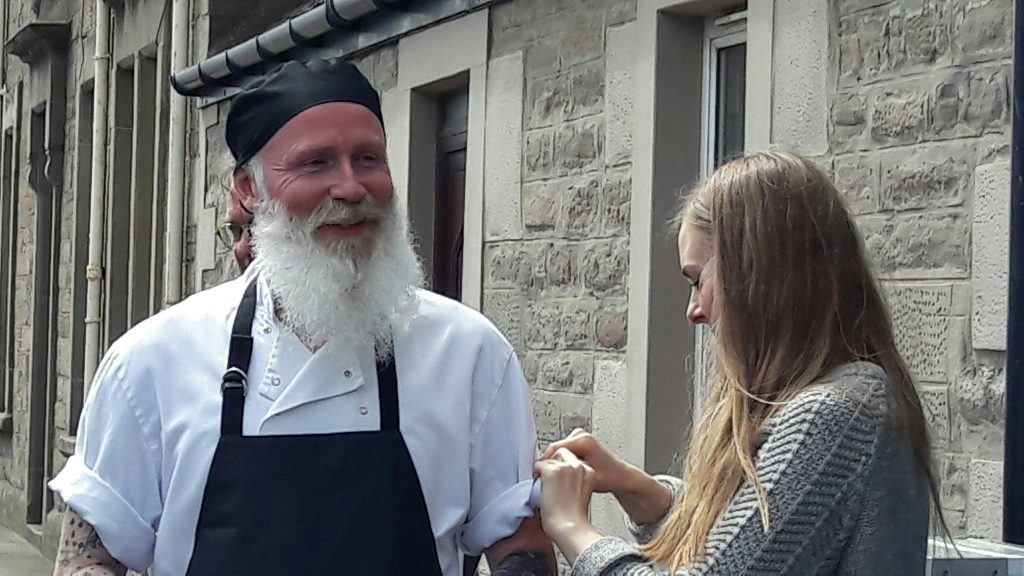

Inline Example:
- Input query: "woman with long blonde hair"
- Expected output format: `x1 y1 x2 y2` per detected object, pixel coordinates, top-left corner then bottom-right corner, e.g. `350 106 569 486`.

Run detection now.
535 150 946 575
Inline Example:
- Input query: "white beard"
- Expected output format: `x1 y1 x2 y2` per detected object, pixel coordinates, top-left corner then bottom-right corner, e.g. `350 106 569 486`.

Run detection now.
249 193 424 358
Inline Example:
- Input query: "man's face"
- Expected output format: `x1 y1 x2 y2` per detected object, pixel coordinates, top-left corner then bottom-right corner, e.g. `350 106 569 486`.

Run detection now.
225 192 254 271
236 101 393 252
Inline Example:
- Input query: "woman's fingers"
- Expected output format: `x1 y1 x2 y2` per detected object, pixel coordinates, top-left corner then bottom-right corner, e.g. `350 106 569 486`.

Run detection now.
541 429 595 460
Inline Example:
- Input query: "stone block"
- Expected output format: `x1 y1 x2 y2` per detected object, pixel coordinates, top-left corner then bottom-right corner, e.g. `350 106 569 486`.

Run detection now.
555 118 603 176
870 86 929 147
525 300 560 350
953 0 1012 65
940 453 970 513
522 180 561 233
525 298 598 351
972 161 1010 351
595 303 627 350
838 13 886 84
484 242 534 289
581 238 629 296
525 351 594 394
560 175 601 239
526 74 572 130
601 167 631 236
545 242 580 292
605 22 635 167
860 212 970 279
591 356 631 538
532 390 592 441
953 364 1005 427
524 129 555 181
606 0 637 27
880 144 972 210
932 66 1009 139
553 6 604 69
966 459 1003 540
885 283 952 382
919 384 951 446
895 5 950 71
485 52 525 242
558 300 598 350
567 60 605 122
833 154 880 214
772 0 830 155
830 92 868 154
482 289 524 352
525 43 559 79
965 66 1010 135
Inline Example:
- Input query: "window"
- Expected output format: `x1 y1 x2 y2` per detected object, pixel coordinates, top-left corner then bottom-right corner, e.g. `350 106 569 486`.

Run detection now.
0 121 18 432
68 84 94 439
432 88 469 301
104 62 134 349
407 74 471 302
128 53 157 326
701 11 747 178
27 105 61 524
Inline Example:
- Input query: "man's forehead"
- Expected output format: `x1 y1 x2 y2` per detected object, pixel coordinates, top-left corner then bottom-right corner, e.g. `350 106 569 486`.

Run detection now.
265 104 386 155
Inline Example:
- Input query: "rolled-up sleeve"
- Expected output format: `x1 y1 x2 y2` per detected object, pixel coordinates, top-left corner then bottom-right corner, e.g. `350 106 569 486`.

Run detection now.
49 348 163 572
459 351 537 555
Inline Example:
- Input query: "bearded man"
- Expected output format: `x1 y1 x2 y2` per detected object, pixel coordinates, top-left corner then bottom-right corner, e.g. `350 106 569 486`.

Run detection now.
49 59 554 576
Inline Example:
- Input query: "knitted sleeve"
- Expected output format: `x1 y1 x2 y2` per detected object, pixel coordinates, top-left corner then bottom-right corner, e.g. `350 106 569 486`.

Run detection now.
572 377 887 576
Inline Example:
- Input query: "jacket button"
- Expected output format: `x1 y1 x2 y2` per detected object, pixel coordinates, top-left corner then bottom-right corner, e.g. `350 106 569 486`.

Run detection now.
344 370 353 378
359 407 369 416
271 377 281 387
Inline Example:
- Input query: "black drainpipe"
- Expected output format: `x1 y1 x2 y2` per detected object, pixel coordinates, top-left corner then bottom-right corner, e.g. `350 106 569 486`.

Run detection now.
1005 0 1024 547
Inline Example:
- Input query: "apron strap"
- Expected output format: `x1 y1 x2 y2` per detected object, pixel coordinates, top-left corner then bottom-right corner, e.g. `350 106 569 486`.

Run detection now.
376 355 400 431
221 277 259 437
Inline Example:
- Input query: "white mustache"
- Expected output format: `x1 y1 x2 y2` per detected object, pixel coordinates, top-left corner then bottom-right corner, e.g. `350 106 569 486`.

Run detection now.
306 200 389 229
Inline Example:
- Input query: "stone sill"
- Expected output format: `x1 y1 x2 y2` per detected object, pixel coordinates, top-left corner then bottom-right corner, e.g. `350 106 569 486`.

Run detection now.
0 411 11 434
58 435 76 457
928 536 1024 558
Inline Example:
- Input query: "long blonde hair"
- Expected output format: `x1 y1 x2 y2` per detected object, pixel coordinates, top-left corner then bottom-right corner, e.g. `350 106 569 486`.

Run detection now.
642 151 946 571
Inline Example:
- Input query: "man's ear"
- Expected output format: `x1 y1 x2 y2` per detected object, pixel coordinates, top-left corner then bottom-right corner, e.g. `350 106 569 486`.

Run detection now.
232 166 258 214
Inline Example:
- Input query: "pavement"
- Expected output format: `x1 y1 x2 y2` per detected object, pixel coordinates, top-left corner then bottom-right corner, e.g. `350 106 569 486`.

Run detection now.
0 524 50 576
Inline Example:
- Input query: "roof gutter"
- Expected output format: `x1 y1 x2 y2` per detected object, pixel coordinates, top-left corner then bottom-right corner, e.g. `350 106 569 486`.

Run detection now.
170 0 392 96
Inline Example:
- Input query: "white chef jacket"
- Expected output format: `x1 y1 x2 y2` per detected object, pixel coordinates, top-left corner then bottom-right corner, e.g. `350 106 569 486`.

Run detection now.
49 263 537 576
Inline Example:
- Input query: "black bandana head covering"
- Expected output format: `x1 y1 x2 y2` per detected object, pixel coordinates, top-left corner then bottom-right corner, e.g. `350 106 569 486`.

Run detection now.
226 58 384 167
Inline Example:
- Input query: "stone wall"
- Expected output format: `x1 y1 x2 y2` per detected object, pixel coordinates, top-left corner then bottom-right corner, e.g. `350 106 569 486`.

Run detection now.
831 0 1010 539
486 0 636 452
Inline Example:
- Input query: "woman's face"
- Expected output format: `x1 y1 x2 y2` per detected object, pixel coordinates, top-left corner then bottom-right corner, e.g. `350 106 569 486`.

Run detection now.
677 224 715 325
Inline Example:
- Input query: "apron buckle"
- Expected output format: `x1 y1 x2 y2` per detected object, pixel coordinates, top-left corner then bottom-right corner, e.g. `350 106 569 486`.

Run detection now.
221 367 248 394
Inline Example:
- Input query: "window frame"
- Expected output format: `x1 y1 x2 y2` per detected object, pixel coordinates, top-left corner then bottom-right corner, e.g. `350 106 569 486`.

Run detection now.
700 14 748 180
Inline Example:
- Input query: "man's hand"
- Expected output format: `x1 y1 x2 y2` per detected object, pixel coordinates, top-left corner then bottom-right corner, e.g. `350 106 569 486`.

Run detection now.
485 516 556 576
53 508 127 576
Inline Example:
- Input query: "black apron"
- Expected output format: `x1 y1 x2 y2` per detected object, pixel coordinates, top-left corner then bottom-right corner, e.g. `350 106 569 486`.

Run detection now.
186 279 443 575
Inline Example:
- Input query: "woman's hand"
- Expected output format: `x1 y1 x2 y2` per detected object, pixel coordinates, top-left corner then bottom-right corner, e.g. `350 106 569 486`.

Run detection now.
543 429 674 526
541 429 633 494
534 448 602 564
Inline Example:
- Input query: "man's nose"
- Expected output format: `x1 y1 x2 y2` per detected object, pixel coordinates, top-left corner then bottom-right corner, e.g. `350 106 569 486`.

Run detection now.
328 161 368 204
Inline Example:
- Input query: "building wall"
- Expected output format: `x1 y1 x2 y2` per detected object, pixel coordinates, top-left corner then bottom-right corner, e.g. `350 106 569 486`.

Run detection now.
826 0 1011 539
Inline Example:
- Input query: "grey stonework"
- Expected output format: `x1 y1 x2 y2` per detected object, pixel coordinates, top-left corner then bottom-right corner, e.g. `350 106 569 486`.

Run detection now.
833 0 1011 539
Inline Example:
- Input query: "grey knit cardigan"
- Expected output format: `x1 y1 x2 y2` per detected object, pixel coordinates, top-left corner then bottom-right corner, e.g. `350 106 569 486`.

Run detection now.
572 362 930 576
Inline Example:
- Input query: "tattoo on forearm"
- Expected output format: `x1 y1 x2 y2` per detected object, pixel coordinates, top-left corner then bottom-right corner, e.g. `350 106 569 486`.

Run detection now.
53 509 127 576
491 551 556 576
